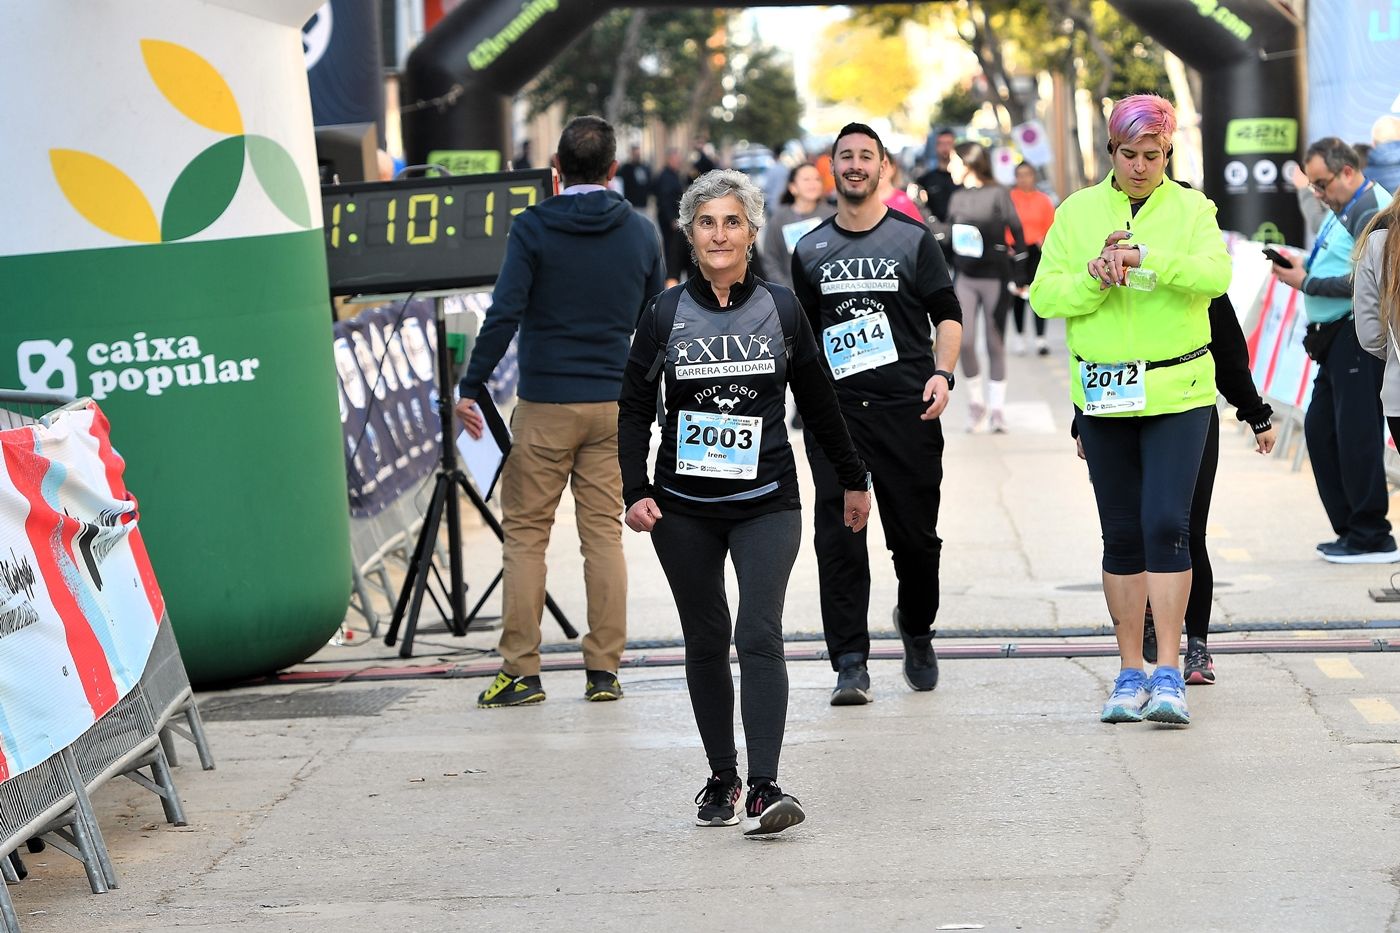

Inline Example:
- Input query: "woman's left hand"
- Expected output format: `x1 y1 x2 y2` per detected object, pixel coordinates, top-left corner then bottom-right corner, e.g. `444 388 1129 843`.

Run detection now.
1255 425 1278 455
843 489 871 533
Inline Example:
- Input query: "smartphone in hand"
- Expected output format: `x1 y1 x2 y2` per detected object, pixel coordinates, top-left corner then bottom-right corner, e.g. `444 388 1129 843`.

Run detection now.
1262 247 1295 269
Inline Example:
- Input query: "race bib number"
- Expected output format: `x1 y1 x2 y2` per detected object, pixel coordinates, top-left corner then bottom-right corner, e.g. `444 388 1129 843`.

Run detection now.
782 216 823 253
676 410 762 479
823 312 898 380
1080 360 1146 415
951 223 984 258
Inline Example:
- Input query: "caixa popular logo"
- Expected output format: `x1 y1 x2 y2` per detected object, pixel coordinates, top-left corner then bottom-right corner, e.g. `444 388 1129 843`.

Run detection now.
17 333 260 400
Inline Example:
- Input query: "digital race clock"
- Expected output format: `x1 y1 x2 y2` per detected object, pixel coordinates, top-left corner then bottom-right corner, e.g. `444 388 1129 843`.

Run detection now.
321 168 555 295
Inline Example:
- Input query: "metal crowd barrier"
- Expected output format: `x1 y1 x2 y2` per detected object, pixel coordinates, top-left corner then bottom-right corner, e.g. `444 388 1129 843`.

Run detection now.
347 474 438 636
0 391 215 931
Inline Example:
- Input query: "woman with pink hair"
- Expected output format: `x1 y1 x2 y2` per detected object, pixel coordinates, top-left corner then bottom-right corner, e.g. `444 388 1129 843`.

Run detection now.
1030 94 1231 726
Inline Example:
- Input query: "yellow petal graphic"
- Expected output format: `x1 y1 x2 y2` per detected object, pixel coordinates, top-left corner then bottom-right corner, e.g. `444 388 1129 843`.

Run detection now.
140 39 243 135
49 150 160 243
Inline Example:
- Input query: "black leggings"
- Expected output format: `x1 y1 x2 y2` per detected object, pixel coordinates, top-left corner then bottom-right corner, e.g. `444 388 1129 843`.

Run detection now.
1009 244 1045 338
651 508 801 782
1077 407 1211 574
1184 408 1220 641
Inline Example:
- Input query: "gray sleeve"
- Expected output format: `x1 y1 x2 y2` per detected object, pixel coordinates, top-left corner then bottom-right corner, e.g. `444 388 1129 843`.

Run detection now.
762 214 793 290
1296 186 1326 238
1354 231 1391 360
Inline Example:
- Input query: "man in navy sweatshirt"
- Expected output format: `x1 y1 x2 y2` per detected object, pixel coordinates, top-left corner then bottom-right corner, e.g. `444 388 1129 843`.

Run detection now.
455 116 665 708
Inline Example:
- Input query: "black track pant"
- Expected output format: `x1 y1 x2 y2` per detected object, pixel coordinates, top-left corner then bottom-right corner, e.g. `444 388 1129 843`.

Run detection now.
807 404 944 669
651 508 800 782
1304 323 1393 551
1184 408 1220 642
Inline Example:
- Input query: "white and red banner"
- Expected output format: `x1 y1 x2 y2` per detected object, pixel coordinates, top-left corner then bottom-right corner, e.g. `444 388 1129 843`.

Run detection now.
0 402 164 781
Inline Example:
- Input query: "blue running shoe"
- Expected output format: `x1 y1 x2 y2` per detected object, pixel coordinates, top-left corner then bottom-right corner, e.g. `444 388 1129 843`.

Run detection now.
1143 667 1190 724
1101 669 1150 723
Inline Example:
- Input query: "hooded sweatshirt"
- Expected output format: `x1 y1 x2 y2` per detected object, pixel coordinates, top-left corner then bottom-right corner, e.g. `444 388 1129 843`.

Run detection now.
459 189 664 404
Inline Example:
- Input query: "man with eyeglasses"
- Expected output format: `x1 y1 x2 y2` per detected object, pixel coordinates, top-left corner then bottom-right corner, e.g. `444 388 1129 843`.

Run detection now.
1271 137 1396 563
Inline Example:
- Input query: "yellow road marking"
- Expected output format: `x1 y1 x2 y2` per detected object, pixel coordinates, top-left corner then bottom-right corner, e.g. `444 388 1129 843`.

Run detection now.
1316 658 1363 679
1351 698 1400 724
1219 547 1252 562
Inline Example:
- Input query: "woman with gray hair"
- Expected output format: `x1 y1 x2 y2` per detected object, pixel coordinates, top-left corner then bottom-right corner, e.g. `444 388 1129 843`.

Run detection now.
617 169 872 837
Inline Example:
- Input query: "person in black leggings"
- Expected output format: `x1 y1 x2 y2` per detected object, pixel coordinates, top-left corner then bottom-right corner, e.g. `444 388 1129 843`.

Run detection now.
1079 292 1278 684
618 170 870 838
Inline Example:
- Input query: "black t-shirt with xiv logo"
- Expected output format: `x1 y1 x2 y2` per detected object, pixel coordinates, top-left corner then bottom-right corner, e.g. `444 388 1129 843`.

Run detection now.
618 273 867 520
791 209 960 410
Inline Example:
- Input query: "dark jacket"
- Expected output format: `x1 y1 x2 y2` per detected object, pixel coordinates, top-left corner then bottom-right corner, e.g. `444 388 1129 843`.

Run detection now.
459 190 665 404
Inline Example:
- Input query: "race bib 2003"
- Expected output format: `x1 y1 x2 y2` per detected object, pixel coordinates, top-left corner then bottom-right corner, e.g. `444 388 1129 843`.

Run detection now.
676 410 762 479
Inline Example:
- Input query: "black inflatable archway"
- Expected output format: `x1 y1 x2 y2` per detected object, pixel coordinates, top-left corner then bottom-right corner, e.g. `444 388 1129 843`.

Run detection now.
402 0 1303 242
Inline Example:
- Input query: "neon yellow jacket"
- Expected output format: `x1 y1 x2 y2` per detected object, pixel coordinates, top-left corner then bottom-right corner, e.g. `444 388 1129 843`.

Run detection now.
1029 175 1230 416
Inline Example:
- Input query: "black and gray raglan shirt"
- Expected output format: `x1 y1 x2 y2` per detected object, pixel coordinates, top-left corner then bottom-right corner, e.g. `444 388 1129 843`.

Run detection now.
791 209 961 411
617 273 868 521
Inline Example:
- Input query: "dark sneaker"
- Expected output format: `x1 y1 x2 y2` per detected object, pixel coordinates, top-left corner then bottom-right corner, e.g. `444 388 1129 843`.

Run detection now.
694 772 743 827
1183 637 1215 685
584 670 623 701
894 607 938 692
1321 542 1400 564
1317 538 1344 555
1142 605 1158 665
477 671 545 708
1142 666 1190 724
742 782 805 837
830 652 872 706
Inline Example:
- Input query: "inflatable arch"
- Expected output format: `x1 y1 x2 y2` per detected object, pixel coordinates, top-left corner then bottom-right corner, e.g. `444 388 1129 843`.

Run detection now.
1 2 351 684
402 0 1304 243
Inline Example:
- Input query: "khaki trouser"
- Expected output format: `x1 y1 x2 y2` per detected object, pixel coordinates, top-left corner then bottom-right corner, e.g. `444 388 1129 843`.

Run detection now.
497 399 626 676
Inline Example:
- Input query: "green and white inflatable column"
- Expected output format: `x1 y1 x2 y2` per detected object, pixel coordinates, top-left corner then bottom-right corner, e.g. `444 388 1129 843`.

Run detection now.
0 2 350 683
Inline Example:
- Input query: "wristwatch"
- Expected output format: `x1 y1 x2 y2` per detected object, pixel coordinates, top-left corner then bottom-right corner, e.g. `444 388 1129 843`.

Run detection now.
934 369 956 390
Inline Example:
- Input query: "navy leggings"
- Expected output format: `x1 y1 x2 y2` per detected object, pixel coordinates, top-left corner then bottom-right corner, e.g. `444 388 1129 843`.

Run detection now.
1076 406 1212 575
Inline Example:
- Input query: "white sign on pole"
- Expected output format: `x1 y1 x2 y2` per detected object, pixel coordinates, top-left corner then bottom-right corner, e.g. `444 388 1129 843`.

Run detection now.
1011 121 1053 168
991 146 1017 187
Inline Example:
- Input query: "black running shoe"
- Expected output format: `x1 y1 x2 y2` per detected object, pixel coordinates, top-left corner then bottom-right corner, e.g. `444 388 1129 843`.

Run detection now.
694 772 743 827
742 782 805 837
1142 606 1158 665
894 608 939 692
584 670 623 701
477 671 546 708
830 652 872 706
1183 636 1215 685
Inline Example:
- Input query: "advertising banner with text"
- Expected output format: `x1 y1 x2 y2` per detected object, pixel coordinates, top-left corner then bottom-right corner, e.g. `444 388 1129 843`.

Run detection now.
0 403 165 782
334 301 441 517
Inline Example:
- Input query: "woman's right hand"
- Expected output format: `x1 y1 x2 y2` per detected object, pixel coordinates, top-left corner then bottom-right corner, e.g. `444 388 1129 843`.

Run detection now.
625 498 663 533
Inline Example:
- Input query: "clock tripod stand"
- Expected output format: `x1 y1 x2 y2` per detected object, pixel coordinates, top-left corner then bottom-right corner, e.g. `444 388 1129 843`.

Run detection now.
382 295 578 657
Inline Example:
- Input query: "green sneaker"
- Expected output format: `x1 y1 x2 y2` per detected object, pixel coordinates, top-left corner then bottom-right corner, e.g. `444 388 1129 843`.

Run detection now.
477 671 546 708
584 670 623 701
